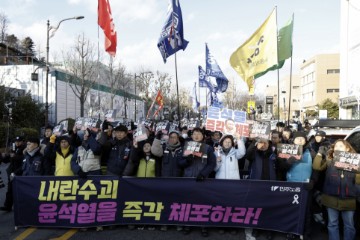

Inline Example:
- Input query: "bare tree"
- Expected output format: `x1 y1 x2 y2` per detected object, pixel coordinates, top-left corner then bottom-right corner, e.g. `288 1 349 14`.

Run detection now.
63 33 97 117
0 12 9 43
114 64 132 118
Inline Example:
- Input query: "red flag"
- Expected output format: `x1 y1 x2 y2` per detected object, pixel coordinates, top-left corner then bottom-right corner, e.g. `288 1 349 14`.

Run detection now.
98 0 117 56
153 91 164 117
146 90 164 118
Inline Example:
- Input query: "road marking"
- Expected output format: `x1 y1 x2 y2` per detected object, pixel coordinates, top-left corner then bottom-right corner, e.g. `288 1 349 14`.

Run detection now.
15 227 37 240
50 229 78 240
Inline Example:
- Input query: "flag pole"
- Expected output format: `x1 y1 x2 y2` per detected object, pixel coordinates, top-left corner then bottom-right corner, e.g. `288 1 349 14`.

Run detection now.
174 52 181 120
277 69 280 121
198 81 201 121
287 14 294 126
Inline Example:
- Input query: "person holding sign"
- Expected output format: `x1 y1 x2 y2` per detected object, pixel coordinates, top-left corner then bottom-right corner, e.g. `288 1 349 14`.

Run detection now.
214 135 246 180
45 135 75 176
99 124 131 177
178 127 216 237
313 139 359 240
277 131 313 240
71 129 102 178
245 137 278 240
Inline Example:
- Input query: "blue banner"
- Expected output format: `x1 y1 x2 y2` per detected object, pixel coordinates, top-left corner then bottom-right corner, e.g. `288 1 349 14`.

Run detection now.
13 176 308 235
157 0 189 63
205 44 228 92
198 65 216 93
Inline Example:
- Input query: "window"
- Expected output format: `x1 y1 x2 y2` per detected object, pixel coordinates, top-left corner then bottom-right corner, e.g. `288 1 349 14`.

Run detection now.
327 69 340 74
293 86 299 89
327 89 339 93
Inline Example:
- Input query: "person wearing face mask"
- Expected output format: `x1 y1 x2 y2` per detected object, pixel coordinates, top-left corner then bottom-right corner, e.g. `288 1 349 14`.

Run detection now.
71 128 102 178
313 139 359 240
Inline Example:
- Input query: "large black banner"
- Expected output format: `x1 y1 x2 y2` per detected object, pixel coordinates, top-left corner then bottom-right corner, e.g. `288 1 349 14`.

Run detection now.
13 177 308 235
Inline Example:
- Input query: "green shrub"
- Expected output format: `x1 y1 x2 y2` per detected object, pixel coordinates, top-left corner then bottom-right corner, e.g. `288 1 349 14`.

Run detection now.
14 128 40 139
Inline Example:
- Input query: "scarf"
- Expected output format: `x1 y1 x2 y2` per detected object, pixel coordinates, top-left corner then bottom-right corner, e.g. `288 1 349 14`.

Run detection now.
167 142 181 151
222 147 231 155
27 147 39 157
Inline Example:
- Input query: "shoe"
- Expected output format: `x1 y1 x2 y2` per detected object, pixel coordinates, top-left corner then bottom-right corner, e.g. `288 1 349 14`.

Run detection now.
0 206 12 212
176 226 183 231
230 230 237 235
148 226 155 231
219 229 225 234
160 225 167 231
79 228 88 232
183 226 191 235
201 228 209 237
96 226 103 231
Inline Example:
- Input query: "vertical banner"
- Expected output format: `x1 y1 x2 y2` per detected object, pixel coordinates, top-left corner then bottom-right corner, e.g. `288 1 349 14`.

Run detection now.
13 177 308 236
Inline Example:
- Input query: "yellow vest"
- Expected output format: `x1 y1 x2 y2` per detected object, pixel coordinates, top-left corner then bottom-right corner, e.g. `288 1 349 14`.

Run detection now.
55 152 74 176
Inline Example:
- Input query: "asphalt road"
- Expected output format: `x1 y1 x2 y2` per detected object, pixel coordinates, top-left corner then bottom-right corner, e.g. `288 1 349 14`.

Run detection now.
0 163 330 240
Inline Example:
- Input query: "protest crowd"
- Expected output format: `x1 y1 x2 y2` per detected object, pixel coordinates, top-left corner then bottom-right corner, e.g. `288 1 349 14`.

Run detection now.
0 116 359 240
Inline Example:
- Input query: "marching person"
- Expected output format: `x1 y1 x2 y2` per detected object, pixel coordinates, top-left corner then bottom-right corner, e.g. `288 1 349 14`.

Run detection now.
178 127 216 237
0 136 26 212
313 139 359 240
71 128 102 177
99 124 132 177
46 134 75 176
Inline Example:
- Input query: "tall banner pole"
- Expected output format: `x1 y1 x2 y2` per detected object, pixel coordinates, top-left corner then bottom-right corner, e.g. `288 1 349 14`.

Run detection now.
198 82 201 122
277 69 280 121
287 14 294 126
175 52 181 120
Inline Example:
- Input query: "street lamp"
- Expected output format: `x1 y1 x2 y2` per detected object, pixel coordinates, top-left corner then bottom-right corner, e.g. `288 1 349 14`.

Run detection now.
45 16 84 126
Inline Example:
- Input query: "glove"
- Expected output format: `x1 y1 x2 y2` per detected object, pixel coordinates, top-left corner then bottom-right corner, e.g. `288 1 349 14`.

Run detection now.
50 134 56 144
318 146 327 157
287 156 298 164
102 120 109 132
78 169 88 178
155 131 163 140
304 180 314 190
196 174 205 182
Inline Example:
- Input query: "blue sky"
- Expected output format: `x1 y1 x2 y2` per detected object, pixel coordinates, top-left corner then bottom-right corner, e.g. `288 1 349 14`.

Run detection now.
1 0 340 99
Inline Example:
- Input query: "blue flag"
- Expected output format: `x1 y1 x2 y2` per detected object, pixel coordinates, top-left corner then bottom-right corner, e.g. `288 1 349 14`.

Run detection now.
206 43 228 93
191 82 200 112
198 65 216 92
157 0 189 63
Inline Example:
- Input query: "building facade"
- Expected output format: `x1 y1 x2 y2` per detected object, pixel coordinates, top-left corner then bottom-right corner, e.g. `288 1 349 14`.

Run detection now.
0 64 144 126
265 74 301 121
339 0 360 119
300 54 340 114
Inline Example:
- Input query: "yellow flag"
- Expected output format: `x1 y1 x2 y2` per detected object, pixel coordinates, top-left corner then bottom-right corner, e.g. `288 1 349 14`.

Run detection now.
230 8 278 94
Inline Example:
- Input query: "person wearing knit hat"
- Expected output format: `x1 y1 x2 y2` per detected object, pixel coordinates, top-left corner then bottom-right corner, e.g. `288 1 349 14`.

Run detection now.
45 134 75 176
98 121 132 177
178 126 216 237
